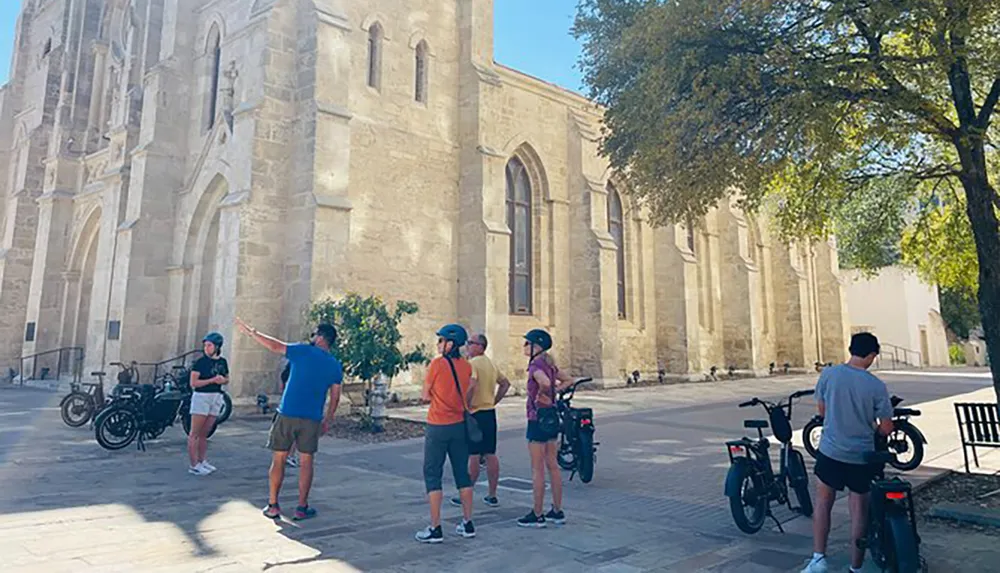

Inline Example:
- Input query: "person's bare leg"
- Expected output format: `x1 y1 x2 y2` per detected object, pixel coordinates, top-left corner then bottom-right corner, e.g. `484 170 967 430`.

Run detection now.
812 481 837 554
529 443 546 514
468 455 481 486
269 451 288 505
848 491 870 569
428 491 443 527
297 453 314 507
544 441 563 511
198 415 216 463
188 415 205 466
459 486 474 521
486 454 500 497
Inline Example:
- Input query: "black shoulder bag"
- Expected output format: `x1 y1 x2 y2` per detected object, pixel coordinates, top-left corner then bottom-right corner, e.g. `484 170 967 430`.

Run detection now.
446 357 483 443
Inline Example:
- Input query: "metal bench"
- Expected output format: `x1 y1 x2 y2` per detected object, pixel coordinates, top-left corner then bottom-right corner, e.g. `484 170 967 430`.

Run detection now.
955 402 1000 473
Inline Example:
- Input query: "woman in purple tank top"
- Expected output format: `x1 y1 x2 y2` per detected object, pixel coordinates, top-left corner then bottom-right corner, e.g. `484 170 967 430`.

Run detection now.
517 329 573 528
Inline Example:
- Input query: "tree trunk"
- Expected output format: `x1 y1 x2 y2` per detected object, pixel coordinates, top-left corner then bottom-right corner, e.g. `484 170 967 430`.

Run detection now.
958 140 1000 403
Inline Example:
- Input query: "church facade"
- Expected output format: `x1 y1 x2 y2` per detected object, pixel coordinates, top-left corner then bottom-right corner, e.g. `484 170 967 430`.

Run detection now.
0 0 850 400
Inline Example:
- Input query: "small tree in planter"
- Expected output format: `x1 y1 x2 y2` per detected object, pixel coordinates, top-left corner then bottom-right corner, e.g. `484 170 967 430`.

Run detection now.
307 293 430 432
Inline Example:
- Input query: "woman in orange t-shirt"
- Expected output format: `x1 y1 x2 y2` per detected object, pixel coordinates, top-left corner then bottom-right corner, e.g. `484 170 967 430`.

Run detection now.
415 324 478 544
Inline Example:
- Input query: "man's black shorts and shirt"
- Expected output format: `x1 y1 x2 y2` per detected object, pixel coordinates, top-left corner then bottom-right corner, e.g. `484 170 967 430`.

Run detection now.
813 364 894 494
467 355 502 455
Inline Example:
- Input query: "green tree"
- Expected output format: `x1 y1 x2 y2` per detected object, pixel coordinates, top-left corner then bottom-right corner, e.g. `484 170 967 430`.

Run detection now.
940 287 981 339
308 292 430 395
574 0 1000 399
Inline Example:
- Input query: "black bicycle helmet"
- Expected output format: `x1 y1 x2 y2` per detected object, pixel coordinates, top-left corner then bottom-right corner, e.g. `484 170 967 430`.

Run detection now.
523 329 552 352
203 332 224 350
436 323 468 347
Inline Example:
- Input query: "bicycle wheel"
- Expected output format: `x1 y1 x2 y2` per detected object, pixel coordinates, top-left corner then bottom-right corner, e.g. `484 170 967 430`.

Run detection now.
886 511 920 572
577 430 595 483
60 392 94 427
888 423 925 472
218 393 233 424
94 407 139 450
802 418 822 459
727 460 768 534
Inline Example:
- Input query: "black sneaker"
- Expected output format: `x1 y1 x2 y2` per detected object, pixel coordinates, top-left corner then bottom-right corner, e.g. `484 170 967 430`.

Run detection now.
517 511 546 528
545 508 566 525
415 525 444 543
449 496 462 507
455 519 476 538
483 495 499 507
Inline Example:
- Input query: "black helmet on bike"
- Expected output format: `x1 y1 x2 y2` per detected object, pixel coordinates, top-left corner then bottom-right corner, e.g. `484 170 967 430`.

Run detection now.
203 332 224 355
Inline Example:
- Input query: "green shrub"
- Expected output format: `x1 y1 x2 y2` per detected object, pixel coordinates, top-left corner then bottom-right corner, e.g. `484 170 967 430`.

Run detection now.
949 343 966 366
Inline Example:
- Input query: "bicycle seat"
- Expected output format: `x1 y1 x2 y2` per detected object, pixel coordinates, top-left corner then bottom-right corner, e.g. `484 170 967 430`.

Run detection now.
744 419 769 430
90 371 106 377
864 451 895 465
172 365 187 370
894 407 920 416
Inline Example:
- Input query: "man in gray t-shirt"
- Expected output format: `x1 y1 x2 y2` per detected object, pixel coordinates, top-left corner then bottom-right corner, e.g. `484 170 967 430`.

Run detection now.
801 333 895 573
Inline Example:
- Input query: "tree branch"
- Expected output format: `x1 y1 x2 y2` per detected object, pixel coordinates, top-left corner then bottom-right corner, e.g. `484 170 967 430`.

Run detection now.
978 77 1000 128
849 13 958 137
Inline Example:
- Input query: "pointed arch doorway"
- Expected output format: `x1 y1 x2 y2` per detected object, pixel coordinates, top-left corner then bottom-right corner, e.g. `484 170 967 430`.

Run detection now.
179 175 229 353
62 207 103 352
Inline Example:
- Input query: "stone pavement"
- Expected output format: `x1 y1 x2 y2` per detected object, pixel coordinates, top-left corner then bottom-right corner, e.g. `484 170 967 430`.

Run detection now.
0 372 996 572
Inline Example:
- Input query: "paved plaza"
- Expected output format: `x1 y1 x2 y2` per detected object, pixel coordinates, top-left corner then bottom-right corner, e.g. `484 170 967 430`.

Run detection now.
1 371 998 572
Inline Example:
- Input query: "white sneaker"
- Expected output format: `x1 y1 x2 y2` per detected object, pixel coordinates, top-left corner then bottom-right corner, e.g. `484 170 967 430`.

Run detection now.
800 556 828 573
199 461 217 473
188 465 210 476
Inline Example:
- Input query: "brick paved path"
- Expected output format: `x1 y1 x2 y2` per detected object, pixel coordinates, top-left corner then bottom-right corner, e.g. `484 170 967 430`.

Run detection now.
0 373 993 572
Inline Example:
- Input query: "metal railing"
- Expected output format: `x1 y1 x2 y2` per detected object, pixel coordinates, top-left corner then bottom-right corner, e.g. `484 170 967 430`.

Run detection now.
18 347 84 385
873 343 923 370
139 349 202 383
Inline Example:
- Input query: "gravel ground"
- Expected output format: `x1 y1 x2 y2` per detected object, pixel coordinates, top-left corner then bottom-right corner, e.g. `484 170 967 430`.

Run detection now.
916 471 1000 534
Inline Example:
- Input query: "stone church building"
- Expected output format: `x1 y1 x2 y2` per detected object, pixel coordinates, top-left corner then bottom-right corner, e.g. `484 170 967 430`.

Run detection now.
0 0 850 401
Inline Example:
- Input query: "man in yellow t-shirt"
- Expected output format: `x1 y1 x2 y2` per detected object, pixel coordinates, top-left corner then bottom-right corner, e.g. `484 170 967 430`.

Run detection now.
450 333 510 508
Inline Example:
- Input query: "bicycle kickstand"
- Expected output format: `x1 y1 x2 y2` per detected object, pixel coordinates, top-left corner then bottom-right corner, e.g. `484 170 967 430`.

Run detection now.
768 510 784 534
136 432 146 453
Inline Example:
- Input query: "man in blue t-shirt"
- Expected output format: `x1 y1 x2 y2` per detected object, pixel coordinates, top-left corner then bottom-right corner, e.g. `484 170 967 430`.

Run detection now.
236 317 343 522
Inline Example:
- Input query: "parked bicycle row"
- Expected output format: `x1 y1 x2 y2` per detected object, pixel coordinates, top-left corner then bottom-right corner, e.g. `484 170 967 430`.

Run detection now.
725 332 926 573
58 336 233 457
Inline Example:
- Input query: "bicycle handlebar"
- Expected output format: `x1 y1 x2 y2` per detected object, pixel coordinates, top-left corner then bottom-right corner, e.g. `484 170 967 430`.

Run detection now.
739 399 757 408
791 389 815 399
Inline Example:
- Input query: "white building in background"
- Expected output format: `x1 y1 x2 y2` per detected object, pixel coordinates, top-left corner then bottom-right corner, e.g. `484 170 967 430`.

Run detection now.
845 266 949 367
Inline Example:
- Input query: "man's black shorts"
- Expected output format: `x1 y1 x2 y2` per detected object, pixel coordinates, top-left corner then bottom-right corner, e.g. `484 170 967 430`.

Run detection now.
814 451 876 494
468 409 498 455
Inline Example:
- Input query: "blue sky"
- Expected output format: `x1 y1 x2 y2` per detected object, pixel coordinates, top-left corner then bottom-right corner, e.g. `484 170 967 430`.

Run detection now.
0 1 585 92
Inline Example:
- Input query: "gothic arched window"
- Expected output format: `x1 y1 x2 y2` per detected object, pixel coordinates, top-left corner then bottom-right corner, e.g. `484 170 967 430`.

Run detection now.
506 157 533 314
367 23 384 90
607 185 626 318
205 25 222 130
414 41 429 102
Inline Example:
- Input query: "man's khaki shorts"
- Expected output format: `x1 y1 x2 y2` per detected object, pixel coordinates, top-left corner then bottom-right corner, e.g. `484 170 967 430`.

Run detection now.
267 413 322 454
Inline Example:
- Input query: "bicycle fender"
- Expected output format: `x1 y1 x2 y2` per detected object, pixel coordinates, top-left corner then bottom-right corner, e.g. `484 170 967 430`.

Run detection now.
724 457 756 498
903 421 928 444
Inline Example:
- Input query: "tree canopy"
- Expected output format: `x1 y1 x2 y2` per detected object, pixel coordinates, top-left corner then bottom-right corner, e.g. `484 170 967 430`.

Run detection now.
574 0 1000 398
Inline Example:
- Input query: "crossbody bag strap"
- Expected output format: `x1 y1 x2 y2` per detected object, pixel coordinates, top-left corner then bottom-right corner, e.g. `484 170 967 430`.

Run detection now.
445 357 469 413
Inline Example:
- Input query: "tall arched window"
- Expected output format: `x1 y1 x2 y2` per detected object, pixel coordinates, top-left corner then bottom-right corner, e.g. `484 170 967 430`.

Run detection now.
414 41 428 102
607 185 626 318
204 25 222 130
367 23 384 89
506 157 533 314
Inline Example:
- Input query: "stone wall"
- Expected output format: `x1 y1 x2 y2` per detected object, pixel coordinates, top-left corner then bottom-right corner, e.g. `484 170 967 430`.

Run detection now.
0 0 851 399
